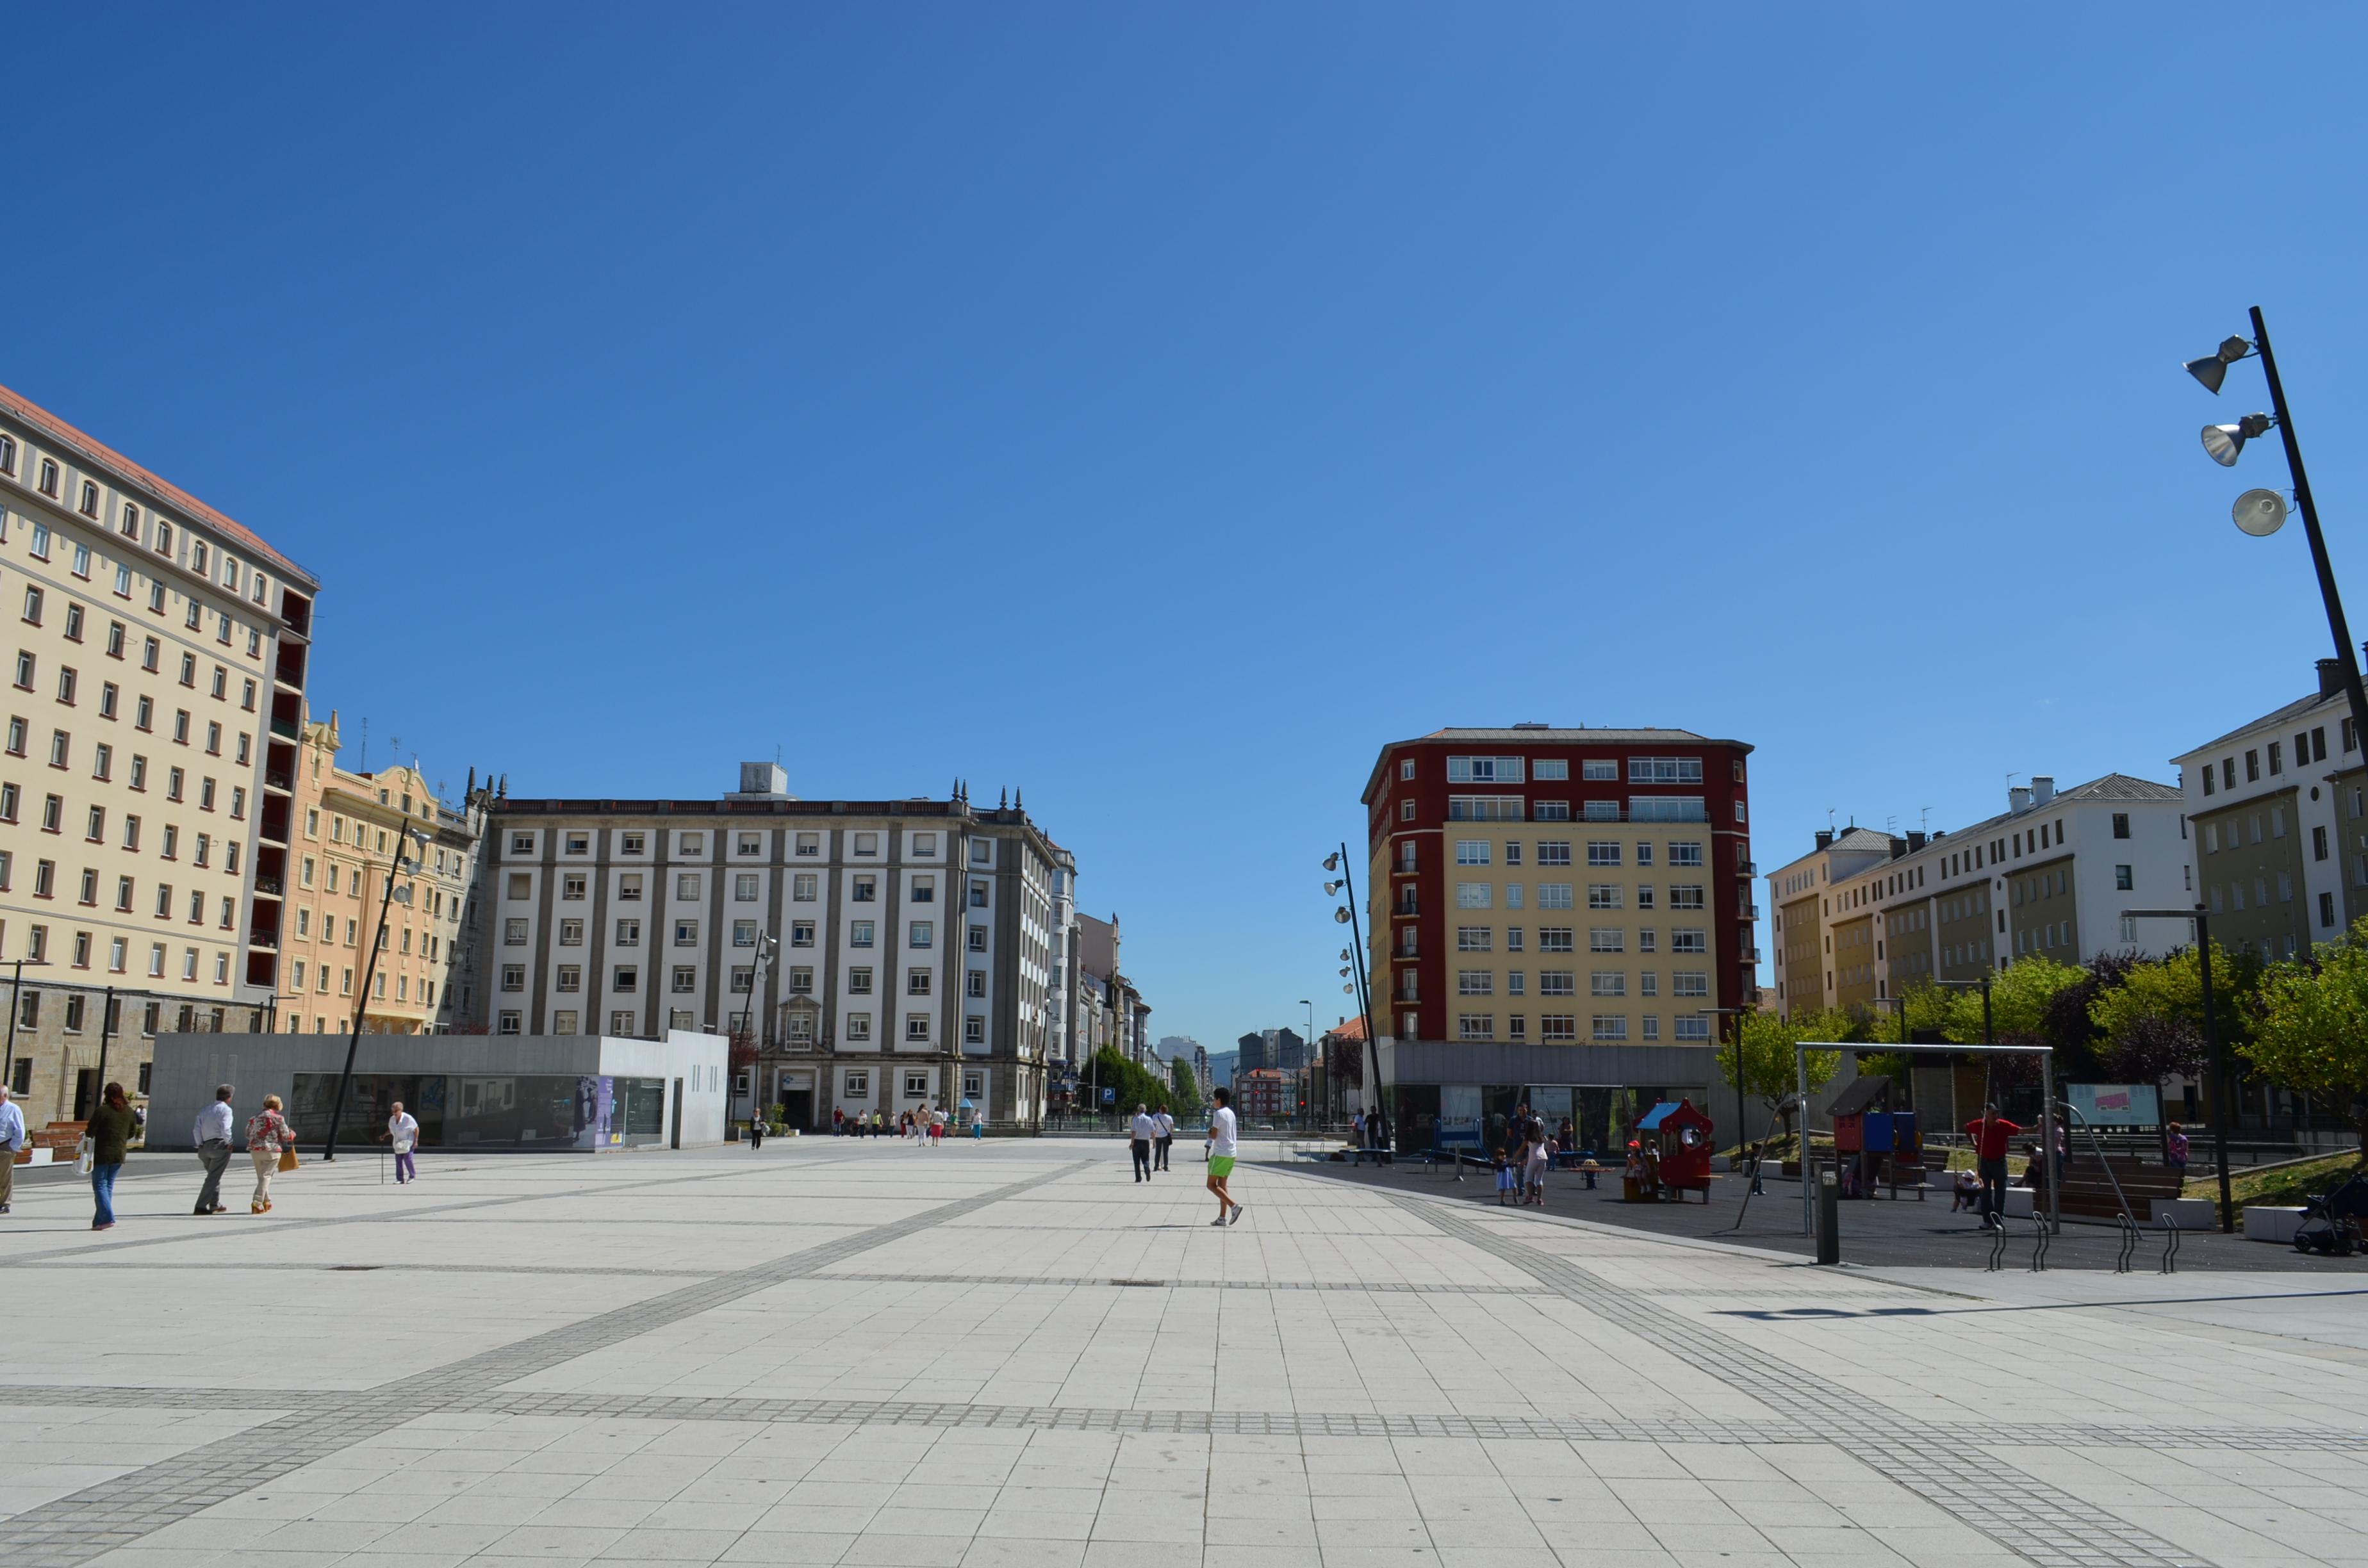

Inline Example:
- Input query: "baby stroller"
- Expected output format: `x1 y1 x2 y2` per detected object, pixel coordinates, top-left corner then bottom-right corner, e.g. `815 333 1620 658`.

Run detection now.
2292 1168 2368 1256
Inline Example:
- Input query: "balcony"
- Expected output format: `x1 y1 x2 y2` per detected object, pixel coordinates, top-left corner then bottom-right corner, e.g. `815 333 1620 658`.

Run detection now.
264 769 293 794
254 876 284 897
1738 861 1757 878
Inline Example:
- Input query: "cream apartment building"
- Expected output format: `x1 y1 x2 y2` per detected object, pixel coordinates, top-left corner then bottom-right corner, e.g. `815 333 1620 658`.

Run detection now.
0 383 320 1122
465 767 1068 1129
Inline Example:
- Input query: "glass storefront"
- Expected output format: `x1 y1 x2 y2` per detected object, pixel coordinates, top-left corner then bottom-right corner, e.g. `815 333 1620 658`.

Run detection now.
288 1073 668 1150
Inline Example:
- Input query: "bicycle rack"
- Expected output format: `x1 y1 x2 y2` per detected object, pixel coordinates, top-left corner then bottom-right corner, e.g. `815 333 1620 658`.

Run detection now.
2114 1213 2139 1274
2160 1214 2183 1275
2028 1213 2052 1273
1986 1218 2008 1271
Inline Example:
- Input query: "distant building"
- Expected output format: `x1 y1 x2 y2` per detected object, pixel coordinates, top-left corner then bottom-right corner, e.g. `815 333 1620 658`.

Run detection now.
1235 1066 1289 1120
1206 1050 1238 1089
2172 660 2368 963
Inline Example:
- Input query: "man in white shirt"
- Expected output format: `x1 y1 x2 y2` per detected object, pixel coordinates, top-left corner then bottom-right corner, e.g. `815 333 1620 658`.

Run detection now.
383 1102 421 1184
1206 1087 1242 1225
1128 1104 1155 1182
0 1085 24 1214
192 1084 236 1216
1153 1106 1175 1172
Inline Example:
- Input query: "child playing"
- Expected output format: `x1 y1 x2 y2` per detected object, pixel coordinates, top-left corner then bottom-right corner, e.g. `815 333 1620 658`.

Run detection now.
1951 1166 1982 1213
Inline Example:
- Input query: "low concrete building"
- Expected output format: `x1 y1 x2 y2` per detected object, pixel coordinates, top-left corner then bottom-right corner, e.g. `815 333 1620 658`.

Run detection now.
145 1027 728 1151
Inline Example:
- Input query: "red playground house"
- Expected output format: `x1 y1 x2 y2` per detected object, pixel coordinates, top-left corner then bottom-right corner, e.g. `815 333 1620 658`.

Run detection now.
1635 1098 1714 1201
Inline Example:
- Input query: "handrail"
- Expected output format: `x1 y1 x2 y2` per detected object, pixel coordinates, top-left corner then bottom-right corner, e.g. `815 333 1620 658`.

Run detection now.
2064 1104 2137 1224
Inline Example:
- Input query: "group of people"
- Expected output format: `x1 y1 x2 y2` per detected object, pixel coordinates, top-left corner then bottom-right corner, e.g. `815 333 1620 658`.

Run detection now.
828 1106 959 1141
0 1080 423 1230
1493 1103 1578 1207
1127 1104 1176 1180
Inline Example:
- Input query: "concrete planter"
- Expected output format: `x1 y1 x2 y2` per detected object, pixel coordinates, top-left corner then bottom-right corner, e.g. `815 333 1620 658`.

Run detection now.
2243 1205 2308 1243
2151 1196 2215 1229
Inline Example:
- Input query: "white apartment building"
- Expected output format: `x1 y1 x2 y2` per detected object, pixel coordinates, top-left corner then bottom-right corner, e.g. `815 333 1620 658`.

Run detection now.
466 767 1067 1129
1770 774 2192 1018
0 384 320 1122
2170 659 2368 963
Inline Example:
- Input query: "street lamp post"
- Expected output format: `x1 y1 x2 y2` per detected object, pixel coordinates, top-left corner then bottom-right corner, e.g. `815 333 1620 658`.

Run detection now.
1324 846 1388 1152
324 824 422 1162
2124 905 2235 1234
2187 309 2368 757
1 958 53 1103
1698 1006 1751 1159
1299 999 1313 1129
735 931 778 1140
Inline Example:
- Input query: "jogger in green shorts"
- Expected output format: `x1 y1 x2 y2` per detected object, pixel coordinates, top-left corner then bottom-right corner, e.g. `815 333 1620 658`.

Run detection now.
1206 1085 1243 1225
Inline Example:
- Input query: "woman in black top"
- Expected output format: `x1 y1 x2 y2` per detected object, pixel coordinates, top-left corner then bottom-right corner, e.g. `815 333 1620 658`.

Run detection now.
85 1081 138 1230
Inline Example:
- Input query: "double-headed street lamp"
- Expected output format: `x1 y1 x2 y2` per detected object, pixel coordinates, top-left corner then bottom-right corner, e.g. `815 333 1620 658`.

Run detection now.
2185 309 2368 760
2123 905 2235 1235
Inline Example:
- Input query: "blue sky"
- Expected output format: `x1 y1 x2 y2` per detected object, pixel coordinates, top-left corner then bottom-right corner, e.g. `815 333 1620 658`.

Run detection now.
8 7 2366 1050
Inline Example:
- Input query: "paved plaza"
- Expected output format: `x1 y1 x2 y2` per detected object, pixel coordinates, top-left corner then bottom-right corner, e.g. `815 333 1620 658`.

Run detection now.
3 1136 2367 1568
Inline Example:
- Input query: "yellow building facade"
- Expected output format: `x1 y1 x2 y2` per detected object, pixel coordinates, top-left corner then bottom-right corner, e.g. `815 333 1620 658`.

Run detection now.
281 709 477 1034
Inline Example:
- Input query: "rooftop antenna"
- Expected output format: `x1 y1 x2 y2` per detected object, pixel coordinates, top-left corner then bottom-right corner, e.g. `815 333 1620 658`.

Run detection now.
1825 807 1836 832
1921 806 1932 831
357 717 368 772
2006 771 2023 788
1885 815 1897 834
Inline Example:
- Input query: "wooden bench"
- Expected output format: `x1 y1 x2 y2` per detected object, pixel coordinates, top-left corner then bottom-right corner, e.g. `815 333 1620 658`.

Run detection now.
2049 1152 2182 1220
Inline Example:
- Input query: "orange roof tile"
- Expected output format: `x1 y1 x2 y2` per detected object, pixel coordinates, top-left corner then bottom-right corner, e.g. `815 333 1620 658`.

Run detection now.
0 380 315 585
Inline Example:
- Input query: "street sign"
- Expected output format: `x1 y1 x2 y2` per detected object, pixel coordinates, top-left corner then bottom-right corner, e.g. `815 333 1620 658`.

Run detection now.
1100 1087 1116 1105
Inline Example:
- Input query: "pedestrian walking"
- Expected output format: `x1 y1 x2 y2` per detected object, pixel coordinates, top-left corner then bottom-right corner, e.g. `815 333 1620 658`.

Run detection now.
2166 1122 2190 1179
930 1106 947 1145
1964 1104 2021 1230
383 1102 420 1183
1206 1086 1243 1225
1129 1104 1155 1181
1153 1105 1174 1171
246 1095 295 1214
1524 1120 1549 1207
85 1081 138 1230
748 1113 766 1150
0 1084 24 1214
192 1085 236 1215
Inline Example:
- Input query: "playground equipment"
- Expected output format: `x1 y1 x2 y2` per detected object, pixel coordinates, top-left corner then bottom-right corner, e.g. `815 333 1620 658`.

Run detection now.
1634 1098 1714 1201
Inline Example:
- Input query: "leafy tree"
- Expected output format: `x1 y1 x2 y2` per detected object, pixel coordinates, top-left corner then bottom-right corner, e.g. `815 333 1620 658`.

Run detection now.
2089 942 2258 1060
1718 1008 1843 1106
1166 1056 1204 1119
2246 921 2368 1156
2039 951 2137 1080
1080 1047 1179 1120
1934 957 2085 1044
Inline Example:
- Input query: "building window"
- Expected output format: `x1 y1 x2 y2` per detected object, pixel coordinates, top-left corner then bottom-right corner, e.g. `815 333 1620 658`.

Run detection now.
1455 882 1491 909
905 1014 930 1042
2112 812 2131 839
1456 1013 1492 1041
1591 1014 1629 1041
909 920 933 949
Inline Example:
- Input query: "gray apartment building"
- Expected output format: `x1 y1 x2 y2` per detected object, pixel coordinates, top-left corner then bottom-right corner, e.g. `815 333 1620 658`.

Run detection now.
465 765 1067 1129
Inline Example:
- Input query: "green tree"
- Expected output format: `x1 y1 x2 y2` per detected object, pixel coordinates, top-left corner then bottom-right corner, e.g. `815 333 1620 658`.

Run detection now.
1081 1046 1174 1120
2246 920 2368 1156
1166 1056 1204 1119
1718 1008 1843 1107
2089 942 2260 1059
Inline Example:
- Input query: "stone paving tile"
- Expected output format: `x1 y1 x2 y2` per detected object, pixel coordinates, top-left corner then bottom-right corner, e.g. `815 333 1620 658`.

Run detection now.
3 1139 2366 1567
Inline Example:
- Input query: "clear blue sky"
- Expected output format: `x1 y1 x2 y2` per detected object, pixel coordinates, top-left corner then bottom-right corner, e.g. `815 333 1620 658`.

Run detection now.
8 7 2365 1050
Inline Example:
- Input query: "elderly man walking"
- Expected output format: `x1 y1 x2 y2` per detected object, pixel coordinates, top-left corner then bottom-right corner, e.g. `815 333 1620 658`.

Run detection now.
0 1085 24 1214
192 1085 236 1216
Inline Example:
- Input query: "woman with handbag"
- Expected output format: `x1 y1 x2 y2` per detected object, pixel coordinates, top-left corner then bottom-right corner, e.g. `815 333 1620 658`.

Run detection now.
84 1082 138 1230
246 1094 295 1214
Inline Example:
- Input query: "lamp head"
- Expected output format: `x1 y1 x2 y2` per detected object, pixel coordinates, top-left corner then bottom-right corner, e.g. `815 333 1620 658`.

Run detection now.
1333 907 1351 924
2183 336 2251 394
2201 413 2273 466
1322 853 1340 872
1324 880 1343 895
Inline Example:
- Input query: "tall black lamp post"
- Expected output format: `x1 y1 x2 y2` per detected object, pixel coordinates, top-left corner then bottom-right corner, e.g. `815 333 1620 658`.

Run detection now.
324 824 422 1161
1 958 52 1104
2124 906 2235 1234
2186 309 2368 755
1324 847 1387 1152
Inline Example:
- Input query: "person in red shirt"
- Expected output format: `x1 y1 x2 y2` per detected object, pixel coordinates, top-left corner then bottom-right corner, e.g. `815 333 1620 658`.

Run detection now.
1964 1104 2021 1229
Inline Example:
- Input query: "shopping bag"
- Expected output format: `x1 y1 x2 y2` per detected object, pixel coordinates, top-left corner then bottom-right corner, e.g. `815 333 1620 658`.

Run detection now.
76 1135 95 1175
277 1146 299 1173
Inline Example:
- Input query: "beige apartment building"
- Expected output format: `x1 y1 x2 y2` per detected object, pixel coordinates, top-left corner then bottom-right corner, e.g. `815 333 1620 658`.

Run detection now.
1766 826 1902 1017
279 708 485 1035
0 383 320 1123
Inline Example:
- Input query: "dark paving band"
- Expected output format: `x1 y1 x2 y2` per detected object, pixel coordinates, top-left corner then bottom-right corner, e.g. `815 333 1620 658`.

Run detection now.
1371 1182 2218 1568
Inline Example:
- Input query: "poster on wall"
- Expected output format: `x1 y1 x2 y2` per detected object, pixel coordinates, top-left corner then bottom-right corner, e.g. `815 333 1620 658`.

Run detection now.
2065 1083 2161 1127
1438 1085 1481 1149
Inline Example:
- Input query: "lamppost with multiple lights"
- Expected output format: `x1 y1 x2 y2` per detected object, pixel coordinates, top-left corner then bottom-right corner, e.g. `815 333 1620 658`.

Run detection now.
2184 309 2368 758
1322 847 1388 1152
